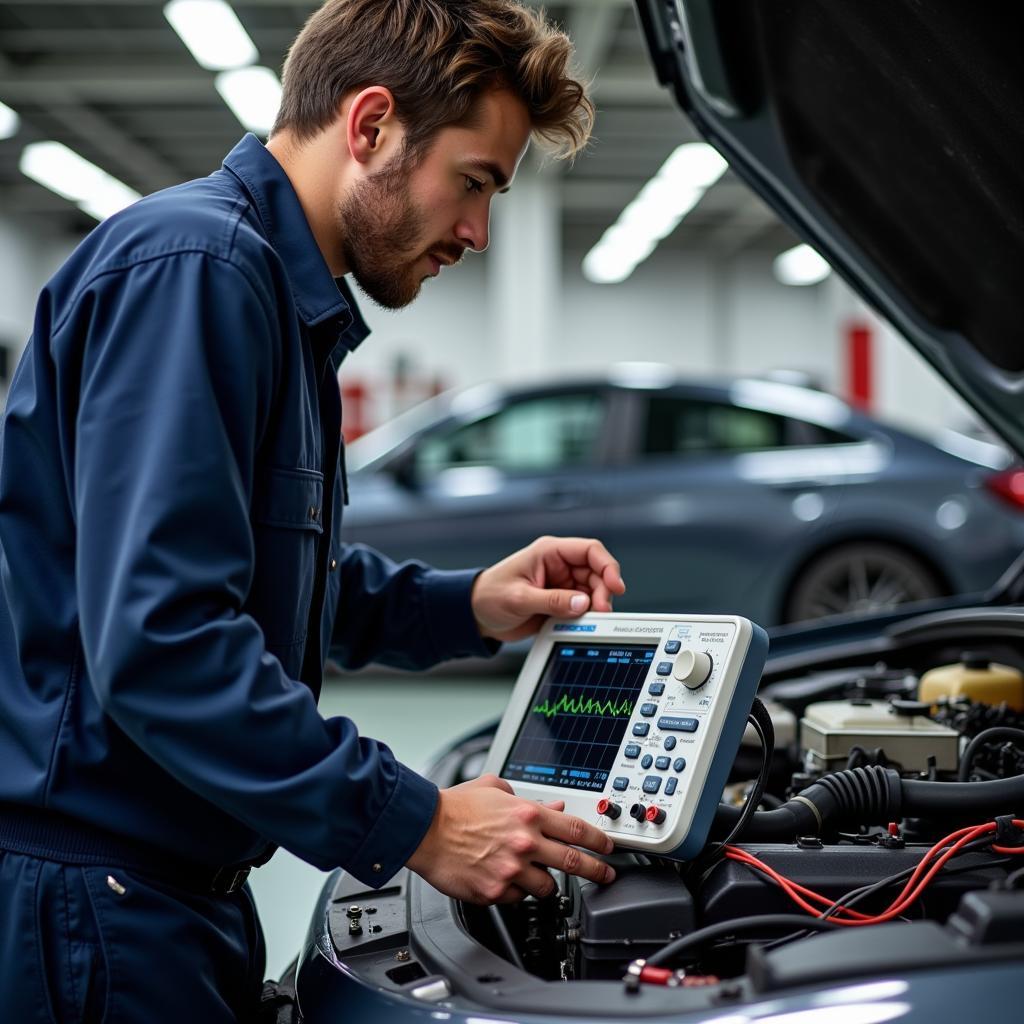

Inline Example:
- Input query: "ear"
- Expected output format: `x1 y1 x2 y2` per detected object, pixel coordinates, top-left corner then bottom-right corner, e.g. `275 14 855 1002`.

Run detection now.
346 86 400 167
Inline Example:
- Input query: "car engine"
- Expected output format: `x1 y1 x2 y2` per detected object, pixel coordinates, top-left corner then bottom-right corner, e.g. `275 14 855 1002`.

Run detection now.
448 611 1024 990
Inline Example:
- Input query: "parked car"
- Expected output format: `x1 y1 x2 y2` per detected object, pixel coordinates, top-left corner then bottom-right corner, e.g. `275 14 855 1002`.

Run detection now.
343 370 1024 624
295 2 1024 1021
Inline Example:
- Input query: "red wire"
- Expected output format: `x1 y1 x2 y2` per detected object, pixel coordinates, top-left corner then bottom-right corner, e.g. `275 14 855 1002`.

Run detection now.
724 818 1024 928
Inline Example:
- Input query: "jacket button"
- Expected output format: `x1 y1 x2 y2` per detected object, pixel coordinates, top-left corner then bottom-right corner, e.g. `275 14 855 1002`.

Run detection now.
372 863 383 873
309 506 320 522
329 558 338 572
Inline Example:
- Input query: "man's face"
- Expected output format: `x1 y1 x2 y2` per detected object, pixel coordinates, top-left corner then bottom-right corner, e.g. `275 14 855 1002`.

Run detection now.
340 89 532 309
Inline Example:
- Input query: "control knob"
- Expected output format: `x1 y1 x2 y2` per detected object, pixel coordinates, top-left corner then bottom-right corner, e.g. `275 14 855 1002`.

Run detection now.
596 798 621 820
673 649 713 689
645 806 666 825
628 803 648 822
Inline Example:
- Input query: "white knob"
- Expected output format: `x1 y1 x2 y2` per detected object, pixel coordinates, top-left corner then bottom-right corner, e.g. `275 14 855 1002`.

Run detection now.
673 650 712 689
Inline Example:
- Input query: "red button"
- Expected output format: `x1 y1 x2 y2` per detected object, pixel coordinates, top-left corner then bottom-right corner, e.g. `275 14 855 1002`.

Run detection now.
645 806 666 825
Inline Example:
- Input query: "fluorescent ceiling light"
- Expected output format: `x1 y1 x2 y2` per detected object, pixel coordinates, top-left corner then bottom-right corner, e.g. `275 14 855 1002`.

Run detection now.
0 100 20 140
164 0 258 71
19 141 141 221
583 143 728 285
774 243 832 286
215 66 282 136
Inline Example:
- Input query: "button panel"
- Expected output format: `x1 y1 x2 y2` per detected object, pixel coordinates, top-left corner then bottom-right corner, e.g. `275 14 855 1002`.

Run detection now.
584 618 747 848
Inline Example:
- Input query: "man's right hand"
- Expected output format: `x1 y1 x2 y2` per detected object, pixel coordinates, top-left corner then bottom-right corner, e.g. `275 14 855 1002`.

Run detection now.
406 774 616 904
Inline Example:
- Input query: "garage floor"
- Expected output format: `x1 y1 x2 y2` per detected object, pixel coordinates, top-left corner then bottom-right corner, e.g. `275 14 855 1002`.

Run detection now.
248 672 514 978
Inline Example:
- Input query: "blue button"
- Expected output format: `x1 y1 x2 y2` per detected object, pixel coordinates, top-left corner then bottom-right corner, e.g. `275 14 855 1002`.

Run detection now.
642 776 662 794
656 661 673 676
655 756 671 770
665 640 681 655
640 754 653 769
663 736 677 751
648 682 665 696
658 716 700 733
673 757 687 773
613 777 629 791
640 702 658 717
632 723 650 737
665 778 678 796
624 743 641 759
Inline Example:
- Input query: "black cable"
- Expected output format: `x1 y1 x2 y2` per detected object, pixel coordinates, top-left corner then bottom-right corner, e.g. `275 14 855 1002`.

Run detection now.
689 697 774 883
1005 863 1024 889
642 914 841 969
957 726 1024 781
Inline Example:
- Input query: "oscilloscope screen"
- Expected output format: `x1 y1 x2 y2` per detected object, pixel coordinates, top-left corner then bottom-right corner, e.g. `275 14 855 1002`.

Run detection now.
501 643 657 791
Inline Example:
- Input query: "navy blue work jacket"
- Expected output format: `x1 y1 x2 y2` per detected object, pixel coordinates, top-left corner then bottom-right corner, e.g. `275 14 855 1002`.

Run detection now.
0 135 495 885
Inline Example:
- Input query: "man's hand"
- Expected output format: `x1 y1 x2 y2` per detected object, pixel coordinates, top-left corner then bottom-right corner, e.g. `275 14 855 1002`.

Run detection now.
472 536 626 642
406 775 616 904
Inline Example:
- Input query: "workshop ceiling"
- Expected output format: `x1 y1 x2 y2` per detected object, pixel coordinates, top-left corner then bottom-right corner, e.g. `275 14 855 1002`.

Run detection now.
0 0 795 256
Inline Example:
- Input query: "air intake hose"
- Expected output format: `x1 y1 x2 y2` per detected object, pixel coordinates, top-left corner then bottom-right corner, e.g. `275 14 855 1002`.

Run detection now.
712 766 1024 841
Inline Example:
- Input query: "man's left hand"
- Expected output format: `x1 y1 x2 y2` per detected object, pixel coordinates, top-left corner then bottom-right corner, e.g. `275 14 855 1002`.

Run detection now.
471 536 626 642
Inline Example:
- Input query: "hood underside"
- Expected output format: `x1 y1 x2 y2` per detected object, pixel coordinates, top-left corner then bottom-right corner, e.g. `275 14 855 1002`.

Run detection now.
636 0 1024 451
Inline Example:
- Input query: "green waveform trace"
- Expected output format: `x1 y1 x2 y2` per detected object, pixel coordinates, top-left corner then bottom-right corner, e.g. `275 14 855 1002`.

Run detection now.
531 693 634 719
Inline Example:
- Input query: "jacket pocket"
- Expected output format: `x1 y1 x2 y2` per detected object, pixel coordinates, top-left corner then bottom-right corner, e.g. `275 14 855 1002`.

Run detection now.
248 467 324 653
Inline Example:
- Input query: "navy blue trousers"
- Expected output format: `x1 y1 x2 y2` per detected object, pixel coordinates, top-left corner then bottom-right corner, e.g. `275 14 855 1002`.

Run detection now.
0 849 266 1023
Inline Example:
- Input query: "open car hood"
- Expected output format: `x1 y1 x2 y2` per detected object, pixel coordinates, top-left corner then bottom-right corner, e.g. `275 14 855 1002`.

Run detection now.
635 0 1024 456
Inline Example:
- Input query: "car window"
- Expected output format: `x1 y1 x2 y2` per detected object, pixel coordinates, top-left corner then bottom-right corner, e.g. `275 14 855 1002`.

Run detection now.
644 397 787 455
643 396 859 455
416 393 603 474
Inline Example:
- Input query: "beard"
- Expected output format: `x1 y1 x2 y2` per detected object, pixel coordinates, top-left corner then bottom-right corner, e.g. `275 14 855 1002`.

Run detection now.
338 155 459 310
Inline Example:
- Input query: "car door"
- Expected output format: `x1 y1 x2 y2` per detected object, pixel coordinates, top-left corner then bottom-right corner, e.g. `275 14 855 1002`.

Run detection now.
599 387 864 621
342 387 616 571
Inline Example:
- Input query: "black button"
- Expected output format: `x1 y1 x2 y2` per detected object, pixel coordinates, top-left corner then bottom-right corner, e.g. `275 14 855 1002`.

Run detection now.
665 640 682 654
665 778 678 796
624 743 641 759
639 702 658 717
655 756 671 770
663 736 677 751
640 754 653 769
642 776 662 795
612 776 629 792
657 716 699 733
673 757 686 773
632 723 650 737
648 682 665 696
656 661 673 676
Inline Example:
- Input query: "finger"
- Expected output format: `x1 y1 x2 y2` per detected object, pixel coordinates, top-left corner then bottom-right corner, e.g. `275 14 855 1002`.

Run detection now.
514 864 558 899
542 800 566 811
584 570 614 612
543 539 625 595
514 584 591 619
493 884 529 905
539 806 615 855
534 838 616 885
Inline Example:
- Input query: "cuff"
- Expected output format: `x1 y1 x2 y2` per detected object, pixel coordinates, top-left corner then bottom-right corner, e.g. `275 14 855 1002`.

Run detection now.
345 763 439 888
421 568 501 661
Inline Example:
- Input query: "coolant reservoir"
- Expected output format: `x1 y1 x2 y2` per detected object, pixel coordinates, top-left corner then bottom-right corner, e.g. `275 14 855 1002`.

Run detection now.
918 651 1024 711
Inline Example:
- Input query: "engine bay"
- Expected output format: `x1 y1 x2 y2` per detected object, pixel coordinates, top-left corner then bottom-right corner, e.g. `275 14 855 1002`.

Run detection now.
318 605 1024 1015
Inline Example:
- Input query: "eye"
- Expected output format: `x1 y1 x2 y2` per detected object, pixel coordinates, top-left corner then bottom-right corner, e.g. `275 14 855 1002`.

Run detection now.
464 176 485 194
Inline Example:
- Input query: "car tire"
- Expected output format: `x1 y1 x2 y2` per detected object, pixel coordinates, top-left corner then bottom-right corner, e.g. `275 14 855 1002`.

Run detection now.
784 541 945 624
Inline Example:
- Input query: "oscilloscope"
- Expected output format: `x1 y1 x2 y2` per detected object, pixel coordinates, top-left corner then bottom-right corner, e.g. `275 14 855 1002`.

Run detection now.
482 613 769 860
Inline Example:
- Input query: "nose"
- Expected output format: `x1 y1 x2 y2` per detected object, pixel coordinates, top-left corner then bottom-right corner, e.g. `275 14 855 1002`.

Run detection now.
455 204 491 253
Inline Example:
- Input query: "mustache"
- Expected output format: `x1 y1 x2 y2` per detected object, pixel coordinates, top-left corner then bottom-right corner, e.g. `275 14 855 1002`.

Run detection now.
430 244 467 266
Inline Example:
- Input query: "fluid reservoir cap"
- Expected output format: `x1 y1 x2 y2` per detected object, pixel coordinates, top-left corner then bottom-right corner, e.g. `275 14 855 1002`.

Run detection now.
961 650 993 670
889 698 932 717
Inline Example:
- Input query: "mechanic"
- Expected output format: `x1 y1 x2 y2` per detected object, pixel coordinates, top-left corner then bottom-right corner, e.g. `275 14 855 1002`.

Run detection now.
0 2 623 1020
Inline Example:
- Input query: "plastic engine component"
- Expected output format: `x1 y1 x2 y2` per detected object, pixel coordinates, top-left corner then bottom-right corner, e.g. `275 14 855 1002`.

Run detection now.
919 654 1024 711
576 866 695 979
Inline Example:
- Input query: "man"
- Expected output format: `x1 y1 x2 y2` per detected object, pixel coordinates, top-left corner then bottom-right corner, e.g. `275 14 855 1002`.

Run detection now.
0 1 624 1020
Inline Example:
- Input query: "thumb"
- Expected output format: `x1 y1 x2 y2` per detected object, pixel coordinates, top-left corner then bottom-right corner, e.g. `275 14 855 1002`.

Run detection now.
518 586 591 619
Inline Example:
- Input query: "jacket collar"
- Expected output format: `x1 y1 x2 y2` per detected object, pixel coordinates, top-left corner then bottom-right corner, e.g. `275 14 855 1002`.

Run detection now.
222 134 369 352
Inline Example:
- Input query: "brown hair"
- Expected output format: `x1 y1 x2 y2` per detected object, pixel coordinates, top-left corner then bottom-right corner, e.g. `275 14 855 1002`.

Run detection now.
272 0 593 161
